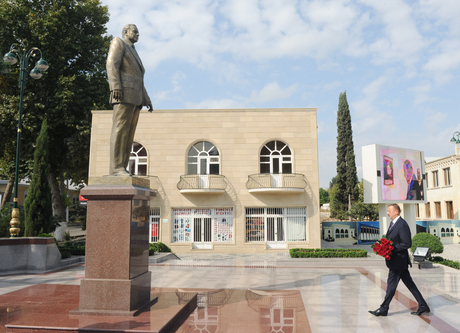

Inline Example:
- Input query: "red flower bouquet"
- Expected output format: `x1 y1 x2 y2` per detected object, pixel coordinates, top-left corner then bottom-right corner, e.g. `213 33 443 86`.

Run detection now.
372 236 394 260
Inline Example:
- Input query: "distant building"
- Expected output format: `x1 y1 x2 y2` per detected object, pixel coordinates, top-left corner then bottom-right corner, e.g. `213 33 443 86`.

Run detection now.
416 151 460 243
88 108 321 253
0 179 80 212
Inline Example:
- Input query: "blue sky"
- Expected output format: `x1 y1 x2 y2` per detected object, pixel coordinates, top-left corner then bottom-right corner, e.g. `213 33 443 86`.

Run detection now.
101 0 460 188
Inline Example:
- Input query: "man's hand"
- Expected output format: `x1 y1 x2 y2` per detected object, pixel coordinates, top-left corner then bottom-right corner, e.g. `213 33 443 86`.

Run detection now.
113 89 122 101
146 103 153 112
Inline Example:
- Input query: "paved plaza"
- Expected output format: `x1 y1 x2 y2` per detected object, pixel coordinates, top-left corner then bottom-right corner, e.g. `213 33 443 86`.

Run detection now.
1 246 460 332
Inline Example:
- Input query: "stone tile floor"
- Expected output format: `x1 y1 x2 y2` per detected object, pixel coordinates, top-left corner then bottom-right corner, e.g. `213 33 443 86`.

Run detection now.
1 251 460 332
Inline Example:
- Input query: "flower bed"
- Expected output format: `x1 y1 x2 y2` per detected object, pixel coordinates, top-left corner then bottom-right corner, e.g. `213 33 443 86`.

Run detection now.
290 248 367 258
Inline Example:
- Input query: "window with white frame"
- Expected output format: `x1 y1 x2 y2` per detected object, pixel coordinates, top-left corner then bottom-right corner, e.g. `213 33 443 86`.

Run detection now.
259 141 292 174
187 141 220 175
245 207 306 242
172 208 233 243
129 142 148 176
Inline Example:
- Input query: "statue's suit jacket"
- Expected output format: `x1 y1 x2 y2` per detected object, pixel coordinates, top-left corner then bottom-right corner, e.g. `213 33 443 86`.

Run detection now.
385 217 412 271
106 37 150 106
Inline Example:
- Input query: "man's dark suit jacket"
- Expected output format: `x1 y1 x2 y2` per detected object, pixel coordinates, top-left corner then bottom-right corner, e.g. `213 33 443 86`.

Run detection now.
385 217 412 270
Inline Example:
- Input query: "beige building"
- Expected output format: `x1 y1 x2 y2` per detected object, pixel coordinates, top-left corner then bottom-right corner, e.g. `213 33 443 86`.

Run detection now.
418 152 459 221
415 150 460 243
88 108 320 253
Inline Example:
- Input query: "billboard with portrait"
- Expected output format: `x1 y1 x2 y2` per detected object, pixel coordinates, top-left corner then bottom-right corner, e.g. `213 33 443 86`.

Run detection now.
362 144 426 204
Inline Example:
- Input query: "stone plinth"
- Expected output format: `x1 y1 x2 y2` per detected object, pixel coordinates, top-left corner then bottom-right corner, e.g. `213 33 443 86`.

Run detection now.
73 177 156 316
0 238 61 274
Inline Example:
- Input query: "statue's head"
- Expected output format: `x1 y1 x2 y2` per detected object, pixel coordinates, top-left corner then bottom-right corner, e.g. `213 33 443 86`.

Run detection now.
122 24 139 44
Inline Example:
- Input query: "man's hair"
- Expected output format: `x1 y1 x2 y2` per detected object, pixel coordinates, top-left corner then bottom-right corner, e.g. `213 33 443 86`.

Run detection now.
122 24 137 37
389 204 401 214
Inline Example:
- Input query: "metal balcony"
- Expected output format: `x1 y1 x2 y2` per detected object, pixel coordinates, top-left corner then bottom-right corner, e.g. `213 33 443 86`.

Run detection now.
177 174 227 194
246 173 307 193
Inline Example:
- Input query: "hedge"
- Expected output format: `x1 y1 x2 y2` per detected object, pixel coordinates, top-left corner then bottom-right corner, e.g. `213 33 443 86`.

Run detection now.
290 248 368 258
429 256 460 270
58 241 86 256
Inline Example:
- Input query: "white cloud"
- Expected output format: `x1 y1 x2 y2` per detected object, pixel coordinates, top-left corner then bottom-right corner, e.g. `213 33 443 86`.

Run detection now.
153 71 186 103
409 81 432 105
185 98 245 109
185 81 297 108
359 0 428 65
250 82 297 103
351 76 389 136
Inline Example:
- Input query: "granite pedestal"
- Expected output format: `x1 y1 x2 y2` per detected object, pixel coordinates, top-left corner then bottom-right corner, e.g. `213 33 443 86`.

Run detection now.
72 177 156 316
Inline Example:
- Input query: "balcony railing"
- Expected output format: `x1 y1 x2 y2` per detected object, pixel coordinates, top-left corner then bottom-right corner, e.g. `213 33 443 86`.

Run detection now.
177 174 227 193
246 173 307 193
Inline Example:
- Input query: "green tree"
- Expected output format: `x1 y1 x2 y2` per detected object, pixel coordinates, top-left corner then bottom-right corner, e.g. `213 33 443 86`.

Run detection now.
331 91 359 219
24 118 54 236
319 188 330 206
0 0 111 217
329 185 348 221
349 180 379 221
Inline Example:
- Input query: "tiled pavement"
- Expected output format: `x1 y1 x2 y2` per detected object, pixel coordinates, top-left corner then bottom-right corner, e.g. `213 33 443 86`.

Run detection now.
1 251 460 332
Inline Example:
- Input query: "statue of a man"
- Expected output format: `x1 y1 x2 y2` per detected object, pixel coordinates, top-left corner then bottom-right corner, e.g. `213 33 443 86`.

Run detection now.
106 24 152 176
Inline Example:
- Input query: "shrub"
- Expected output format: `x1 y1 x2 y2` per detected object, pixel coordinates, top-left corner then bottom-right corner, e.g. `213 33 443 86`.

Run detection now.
289 248 367 258
411 232 443 254
58 240 86 255
37 233 59 247
429 256 460 270
149 242 171 255
60 251 72 259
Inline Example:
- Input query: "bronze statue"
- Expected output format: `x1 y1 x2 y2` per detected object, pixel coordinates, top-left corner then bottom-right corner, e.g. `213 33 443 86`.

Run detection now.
106 24 152 176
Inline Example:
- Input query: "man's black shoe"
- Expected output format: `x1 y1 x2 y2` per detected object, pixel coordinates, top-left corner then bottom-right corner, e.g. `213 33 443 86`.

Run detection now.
368 309 388 316
411 307 430 315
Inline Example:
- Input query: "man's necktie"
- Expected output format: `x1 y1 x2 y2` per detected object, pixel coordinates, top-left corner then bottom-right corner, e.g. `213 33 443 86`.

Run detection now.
389 221 394 230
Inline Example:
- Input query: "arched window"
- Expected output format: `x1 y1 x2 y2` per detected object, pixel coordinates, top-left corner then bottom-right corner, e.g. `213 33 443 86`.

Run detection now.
129 142 148 176
259 140 292 174
187 141 220 175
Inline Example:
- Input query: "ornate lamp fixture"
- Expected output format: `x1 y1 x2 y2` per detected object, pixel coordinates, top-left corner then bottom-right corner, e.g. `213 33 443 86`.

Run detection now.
3 43 49 237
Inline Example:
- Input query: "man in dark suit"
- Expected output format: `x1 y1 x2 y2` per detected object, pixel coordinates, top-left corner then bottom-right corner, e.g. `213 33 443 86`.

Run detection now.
106 24 153 176
369 204 430 316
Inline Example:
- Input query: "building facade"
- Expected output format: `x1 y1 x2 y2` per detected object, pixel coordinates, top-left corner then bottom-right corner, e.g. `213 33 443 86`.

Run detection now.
416 152 460 243
88 108 320 253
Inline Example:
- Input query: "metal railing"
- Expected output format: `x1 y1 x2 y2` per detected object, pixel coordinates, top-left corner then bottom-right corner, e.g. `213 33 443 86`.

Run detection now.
245 173 307 190
177 174 228 191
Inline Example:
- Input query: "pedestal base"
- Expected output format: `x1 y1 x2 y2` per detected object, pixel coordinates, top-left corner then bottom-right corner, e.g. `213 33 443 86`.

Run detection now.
77 177 155 316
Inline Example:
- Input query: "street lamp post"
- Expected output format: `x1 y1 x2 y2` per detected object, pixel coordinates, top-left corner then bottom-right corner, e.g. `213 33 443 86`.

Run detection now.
3 43 49 237
450 131 460 155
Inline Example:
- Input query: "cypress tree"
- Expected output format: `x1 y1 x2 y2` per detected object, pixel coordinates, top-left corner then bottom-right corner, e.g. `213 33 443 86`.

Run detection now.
331 91 359 219
24 118 53 236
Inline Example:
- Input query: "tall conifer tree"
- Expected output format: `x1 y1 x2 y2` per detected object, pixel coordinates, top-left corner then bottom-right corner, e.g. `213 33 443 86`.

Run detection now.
331 91 359 219
24 118 53 236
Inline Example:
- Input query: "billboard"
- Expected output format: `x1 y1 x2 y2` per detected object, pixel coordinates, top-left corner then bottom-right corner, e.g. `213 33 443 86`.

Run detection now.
362 144 426 204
